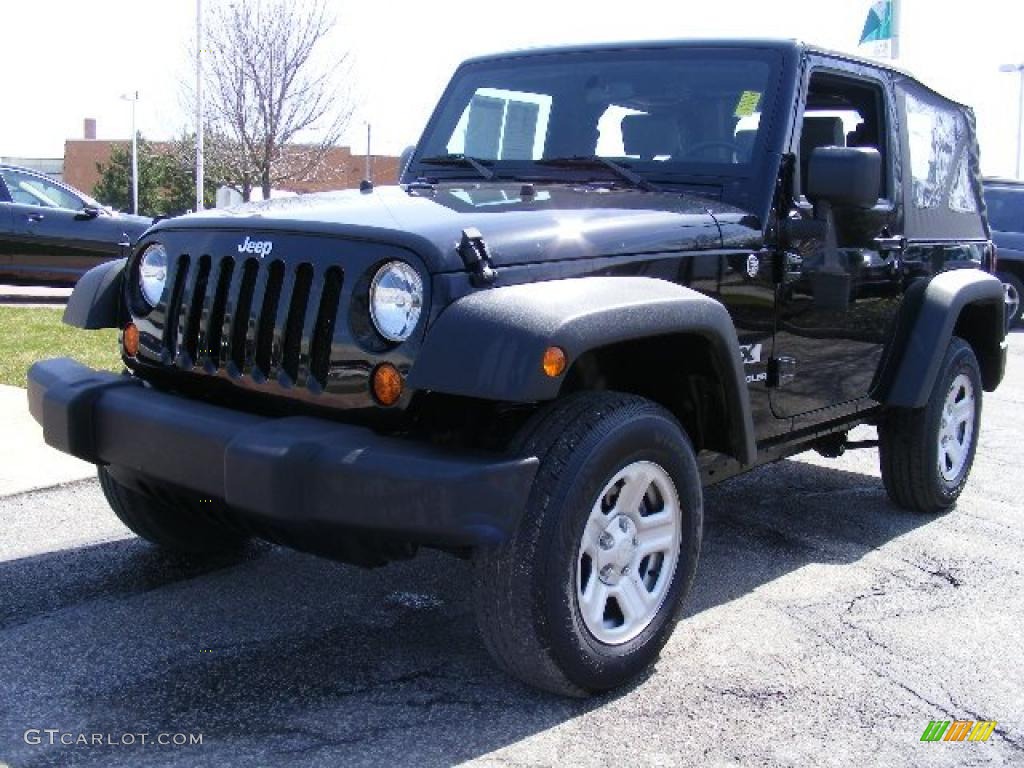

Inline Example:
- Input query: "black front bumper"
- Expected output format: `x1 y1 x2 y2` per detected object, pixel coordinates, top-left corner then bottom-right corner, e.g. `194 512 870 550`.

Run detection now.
27 359 538 546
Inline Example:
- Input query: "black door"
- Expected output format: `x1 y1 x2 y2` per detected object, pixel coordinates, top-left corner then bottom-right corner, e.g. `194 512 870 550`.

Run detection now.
684 248 780 440
0 167 126 284
771 66 904 423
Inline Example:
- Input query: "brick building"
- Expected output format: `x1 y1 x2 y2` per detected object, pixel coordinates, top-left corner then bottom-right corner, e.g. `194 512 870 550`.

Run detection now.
62 125 401 200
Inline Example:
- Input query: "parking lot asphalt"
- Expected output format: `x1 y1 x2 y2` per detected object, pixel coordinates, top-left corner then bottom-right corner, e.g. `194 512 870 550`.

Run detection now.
0 332 1021 768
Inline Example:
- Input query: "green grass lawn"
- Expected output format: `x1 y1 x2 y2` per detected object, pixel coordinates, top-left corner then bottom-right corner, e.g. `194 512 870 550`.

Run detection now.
0 306 121 388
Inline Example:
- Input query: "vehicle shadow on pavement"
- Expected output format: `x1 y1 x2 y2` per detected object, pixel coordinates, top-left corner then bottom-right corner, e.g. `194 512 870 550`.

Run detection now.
687 456 933 619
0 458 938 767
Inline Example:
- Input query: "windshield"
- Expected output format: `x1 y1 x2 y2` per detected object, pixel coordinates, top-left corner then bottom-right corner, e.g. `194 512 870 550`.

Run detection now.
412 47 783 184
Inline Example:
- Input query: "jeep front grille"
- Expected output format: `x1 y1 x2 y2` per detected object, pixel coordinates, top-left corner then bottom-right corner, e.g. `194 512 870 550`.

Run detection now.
160 254 343 391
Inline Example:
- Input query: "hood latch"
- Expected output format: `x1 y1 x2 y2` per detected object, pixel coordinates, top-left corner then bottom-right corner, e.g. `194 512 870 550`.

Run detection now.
459 227 497 286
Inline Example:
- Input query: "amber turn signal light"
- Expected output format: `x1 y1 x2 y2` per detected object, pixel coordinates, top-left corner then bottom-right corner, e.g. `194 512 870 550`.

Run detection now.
123 323 140 357
372 363 403 406
542 346 566 378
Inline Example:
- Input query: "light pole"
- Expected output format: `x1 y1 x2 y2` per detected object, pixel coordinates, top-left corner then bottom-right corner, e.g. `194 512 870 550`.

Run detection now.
1000 63 1024 179
196 0 205 211
365 122 372 182
120 91 140 215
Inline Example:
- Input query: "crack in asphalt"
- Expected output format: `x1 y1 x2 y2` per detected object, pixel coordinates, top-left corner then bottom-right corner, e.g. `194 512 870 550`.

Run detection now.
705 685 790 703
895 556 967 589
780 584 1023 757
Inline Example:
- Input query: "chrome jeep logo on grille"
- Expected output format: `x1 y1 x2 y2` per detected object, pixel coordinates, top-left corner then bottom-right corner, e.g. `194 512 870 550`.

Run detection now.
238 236 273 258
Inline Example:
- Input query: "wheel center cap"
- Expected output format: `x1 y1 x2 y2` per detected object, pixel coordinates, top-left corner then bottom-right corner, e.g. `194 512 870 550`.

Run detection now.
597 515 638 585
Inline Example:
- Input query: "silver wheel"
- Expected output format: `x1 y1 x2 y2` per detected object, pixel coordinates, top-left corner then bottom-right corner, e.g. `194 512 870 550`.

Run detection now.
576 460 682 645
938 373 976 484
1005 280 1021 329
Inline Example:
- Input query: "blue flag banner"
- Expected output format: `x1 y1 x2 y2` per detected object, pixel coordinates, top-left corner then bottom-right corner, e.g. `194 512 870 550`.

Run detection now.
858 0 899 59
860 0 894 44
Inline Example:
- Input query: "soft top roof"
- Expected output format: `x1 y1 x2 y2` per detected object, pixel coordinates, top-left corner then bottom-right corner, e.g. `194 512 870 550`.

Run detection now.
460 37 803 64
460 38 969 111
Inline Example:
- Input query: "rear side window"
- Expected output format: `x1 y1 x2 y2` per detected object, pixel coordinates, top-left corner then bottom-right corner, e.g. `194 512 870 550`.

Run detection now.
896 80 985 240
984 187 1024 233
904 90 976 213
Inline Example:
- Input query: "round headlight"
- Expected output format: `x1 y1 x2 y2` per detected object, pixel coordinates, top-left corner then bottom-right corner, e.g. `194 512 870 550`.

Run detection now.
370 261 423 342
138 243 168 308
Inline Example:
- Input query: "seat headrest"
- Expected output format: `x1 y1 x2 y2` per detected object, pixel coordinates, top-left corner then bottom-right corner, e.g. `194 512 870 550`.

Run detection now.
846 122 874 148
621 114 678 159
801 116 845 151
734 129 758 162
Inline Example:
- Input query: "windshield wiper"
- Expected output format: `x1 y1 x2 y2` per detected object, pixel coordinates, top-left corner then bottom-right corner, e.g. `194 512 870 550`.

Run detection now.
534 155 660 192
418 153 495 180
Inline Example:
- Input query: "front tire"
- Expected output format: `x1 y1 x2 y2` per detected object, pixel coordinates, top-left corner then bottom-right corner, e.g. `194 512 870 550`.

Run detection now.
879 337 982 513
99 467 249 554
473 393 702 696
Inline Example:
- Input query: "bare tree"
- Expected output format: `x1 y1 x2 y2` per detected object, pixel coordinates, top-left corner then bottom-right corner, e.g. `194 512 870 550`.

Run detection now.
199 0 355 200
168 130 245 205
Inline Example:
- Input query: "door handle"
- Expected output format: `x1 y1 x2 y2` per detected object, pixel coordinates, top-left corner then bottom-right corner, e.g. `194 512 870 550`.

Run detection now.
26 213 45 223
873 234 905 251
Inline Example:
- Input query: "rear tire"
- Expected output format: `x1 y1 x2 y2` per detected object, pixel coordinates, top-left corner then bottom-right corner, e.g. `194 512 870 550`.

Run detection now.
473 392 702 696
879 337 982 513
98 467 249 554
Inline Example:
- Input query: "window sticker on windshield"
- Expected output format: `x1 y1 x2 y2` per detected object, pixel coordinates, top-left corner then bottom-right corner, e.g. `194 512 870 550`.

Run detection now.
734 91 762 118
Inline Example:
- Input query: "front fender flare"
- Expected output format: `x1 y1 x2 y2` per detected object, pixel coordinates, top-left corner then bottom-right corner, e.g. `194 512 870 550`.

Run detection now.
62 258 126 330
409 277 756 464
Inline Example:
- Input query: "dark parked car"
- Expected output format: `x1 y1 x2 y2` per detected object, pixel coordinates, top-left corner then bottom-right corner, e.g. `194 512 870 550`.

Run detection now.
0 164 151 285
983 177 1024 327
29 40 1006 696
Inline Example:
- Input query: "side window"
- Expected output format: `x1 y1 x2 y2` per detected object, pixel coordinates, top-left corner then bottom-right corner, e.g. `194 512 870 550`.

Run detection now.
798 72 889 201
984 188 1024 233
446 88 553 160
904 91 976 213
0 168 83 210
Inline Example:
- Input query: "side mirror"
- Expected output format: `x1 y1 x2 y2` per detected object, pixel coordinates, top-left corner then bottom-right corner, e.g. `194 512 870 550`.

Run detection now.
806 146 881 209
75 205 102 220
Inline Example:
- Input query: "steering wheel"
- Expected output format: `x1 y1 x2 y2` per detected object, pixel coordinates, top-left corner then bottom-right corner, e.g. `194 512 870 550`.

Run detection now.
680 141 741 159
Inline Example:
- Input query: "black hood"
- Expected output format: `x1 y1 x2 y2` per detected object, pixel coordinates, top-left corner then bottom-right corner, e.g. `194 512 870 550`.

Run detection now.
150 183 762 273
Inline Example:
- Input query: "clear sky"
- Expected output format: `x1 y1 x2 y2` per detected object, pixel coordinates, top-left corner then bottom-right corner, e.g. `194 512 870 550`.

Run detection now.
2 0 1021 176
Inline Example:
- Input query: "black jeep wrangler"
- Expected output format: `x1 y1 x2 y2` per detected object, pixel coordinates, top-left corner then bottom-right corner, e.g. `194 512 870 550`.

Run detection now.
29 40 1006 696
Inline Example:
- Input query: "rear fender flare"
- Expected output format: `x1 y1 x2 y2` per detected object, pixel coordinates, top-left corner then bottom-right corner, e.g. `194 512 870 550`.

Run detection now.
878 269 1006 407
